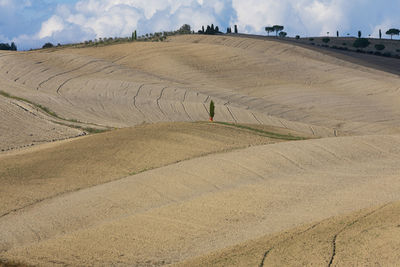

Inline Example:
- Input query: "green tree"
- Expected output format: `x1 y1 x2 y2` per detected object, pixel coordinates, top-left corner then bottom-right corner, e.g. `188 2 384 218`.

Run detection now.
178 24 191 34
42 42 54 49
209 100 215 122
265 26 274 36
279 31 287 37
234 25 238 34
273 25 284 36
379 29 382 39
10 42 17 51
358 31 362 38
386 28 400 40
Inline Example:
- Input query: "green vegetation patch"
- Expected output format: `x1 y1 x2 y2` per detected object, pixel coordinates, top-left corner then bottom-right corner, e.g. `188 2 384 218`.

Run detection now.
0 90 108 134
0 90 59 118
214 121 307 141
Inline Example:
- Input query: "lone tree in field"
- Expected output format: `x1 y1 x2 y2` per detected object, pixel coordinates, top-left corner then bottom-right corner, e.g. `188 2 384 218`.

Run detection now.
337 31 339 37
358 31 362 38
386 28 400 40
265 26 274 36
234 25 238 34
273 25 284 36
379 29 382 39
209 100 215 122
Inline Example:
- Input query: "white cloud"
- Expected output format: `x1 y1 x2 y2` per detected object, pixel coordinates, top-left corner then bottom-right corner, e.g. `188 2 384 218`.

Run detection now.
33 0 231 42
38 15 65 39
3 0 400 50
232 0 400 38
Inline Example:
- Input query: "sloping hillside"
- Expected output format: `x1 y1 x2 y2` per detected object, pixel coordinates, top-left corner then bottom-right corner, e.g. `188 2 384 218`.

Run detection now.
1 135 400 265
2 34 400 150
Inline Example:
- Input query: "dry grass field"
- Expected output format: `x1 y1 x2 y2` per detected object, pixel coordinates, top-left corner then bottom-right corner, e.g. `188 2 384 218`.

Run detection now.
1 34 400 266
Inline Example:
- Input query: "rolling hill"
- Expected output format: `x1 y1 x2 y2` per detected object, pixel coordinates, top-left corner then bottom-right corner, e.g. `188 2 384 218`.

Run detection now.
1 34 400 266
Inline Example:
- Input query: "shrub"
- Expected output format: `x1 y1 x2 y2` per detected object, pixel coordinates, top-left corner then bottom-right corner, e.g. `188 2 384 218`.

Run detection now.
309 38 314 41
295 35 300 39
322 38 330 43
353 38 370 48
374 44 385 51
279 31 287 37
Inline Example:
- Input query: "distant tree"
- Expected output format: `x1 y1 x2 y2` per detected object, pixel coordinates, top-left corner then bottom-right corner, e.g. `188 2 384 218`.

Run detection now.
202 26 205 33
379 29 382 39
215 26 219 33
273 25 284 36
295 35 300 39
279 31 287 37
386 28 400 40
226 27 232 34
206 25 211 34
337 31 339 37
209 100 215 122
358 31 362 38
211 24 215 32
265 26 274 36
10 42 17 51
0 43 11 50
42 42 54 49
178 24 191 34
234 25 238 34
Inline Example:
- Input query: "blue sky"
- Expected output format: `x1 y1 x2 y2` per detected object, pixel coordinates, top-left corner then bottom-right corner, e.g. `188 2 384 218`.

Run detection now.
0 0 399 50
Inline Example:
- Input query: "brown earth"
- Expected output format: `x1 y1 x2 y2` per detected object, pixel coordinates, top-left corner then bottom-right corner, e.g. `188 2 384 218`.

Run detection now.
0 121 300 218
180 200 400 267
1 135 400 266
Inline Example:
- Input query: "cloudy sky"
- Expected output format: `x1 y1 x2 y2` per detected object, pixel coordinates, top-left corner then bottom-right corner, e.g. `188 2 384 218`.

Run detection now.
0 0 399 50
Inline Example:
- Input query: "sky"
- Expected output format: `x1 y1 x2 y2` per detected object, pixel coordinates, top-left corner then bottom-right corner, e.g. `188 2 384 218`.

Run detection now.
0 0 399 50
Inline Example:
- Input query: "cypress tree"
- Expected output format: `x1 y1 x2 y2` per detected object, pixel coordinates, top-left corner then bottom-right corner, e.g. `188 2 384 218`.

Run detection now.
209 100 215 121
